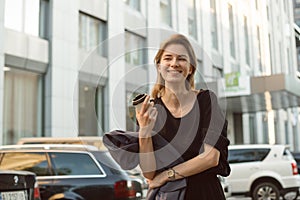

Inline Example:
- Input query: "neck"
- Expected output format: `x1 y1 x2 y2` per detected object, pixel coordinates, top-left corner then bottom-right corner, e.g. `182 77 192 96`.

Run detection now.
162 87 190 106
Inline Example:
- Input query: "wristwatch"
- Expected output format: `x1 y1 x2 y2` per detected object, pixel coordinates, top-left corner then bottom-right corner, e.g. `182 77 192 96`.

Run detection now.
166 168 176 180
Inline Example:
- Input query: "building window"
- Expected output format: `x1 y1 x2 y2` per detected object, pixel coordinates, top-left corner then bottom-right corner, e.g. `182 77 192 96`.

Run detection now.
297 47 300 72
39 0 50 39
125 31 146 66
287 48 292 74
256 26 262 72
123 0 141 11
160 0 172 27
244 16 250 65
188 0 197 39
3 68 43 145
79 82 105 136
79 12 107 57
228 4 236 58
249 115 257 144
4 0 40 36
262 114 268 143
194 60 204 89
268 34 273 74
211 0 218 50
285 121 289 144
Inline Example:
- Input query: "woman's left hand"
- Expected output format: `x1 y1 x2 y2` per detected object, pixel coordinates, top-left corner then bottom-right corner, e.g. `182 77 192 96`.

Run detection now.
148 172 168 189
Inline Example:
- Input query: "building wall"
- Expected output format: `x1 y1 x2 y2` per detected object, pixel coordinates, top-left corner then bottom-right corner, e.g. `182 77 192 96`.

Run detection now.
0 0 5 145
0 0 299 149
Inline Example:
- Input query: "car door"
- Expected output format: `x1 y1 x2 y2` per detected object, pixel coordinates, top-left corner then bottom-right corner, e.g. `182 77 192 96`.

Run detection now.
47 152 116 200
226 148 269 193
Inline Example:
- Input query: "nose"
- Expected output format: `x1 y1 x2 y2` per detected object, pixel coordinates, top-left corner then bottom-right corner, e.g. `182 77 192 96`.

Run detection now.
170 57 179 67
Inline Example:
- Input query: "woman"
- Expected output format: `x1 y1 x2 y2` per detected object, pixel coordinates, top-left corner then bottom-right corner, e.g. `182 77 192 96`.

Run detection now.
136 34 230 199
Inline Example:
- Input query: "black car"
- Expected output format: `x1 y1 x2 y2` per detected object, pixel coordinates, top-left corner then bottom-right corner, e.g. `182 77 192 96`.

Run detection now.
0 144 143 200
0 170 40 200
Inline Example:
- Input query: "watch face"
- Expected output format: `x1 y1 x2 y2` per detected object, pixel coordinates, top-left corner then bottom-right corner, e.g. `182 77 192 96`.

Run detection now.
167 169 175 178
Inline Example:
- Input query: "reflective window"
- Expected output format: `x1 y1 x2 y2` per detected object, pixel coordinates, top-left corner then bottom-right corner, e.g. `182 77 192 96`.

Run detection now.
228 148 270 163
244 16 250 65
211 0 218 50
0 152 50 176
228 4 236 58
249 115 257 143
79 82 105 136
125 31 146 66
123 0 141 11
79 12 107 57
4 0 40 36
49 153 103 176
256 26 262 72
160 0 172 27
188 0 197 39
3 68 43 145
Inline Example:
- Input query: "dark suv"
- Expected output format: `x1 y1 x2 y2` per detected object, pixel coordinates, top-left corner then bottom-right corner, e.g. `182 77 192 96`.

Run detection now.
0 144 143 200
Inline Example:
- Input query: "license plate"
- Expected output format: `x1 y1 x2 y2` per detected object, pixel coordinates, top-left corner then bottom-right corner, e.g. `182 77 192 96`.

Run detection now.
0 190 27 200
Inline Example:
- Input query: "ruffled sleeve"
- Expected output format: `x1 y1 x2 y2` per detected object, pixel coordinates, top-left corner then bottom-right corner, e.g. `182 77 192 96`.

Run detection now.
199 90 231 176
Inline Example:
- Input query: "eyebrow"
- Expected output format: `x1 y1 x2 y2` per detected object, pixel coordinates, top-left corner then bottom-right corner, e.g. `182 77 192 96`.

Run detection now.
162 53 188 58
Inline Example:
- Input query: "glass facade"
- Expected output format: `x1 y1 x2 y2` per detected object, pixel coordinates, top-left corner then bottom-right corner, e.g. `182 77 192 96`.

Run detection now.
188 0 197 39
125 31 146 66
4 0 40 36
228 4 236 58
211 0 218 50
256 26 262 72
160 0 172 27
123 0 141 11
79 82 105 136
3 68 43 144
244 16 250 65
79 12 107 57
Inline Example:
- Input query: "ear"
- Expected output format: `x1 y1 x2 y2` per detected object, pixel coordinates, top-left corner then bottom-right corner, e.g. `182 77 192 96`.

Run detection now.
188 65 193 74
157 64 161 72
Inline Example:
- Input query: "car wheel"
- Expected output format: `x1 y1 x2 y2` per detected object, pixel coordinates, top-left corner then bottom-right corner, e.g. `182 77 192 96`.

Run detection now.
252 182 280 200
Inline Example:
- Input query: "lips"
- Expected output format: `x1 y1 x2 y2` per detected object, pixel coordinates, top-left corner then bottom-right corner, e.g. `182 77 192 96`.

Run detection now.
167 70 182 74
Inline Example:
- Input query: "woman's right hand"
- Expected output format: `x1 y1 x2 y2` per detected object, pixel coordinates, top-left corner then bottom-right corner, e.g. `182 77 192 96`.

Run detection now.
136 95 157 138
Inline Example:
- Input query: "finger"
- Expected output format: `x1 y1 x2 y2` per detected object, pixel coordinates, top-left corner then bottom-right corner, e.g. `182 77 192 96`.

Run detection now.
140 95 150 114
149 98 154 106
149 107 158 119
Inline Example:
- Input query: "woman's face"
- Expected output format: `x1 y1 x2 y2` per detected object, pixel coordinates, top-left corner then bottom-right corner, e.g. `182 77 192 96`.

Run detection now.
158 44 192 85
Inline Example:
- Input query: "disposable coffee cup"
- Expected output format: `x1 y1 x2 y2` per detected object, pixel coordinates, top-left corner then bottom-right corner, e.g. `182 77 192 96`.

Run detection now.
132 94 147 112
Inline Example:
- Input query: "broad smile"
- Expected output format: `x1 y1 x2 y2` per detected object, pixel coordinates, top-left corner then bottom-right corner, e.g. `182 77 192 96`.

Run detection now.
167 69 183 74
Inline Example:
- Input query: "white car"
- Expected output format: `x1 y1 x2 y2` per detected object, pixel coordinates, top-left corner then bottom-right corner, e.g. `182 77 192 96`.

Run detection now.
225 144 300 200
218 175 232 198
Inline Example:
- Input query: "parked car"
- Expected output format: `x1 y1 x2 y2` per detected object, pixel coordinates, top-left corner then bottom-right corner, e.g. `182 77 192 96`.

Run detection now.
17 136 107 150
0 144 143 200
292 152 300 172
218 175 231 198
225 144 300 200
0 170 40 200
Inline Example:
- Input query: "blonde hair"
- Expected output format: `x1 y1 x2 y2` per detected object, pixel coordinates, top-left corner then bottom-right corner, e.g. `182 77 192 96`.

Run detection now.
151 34 197 98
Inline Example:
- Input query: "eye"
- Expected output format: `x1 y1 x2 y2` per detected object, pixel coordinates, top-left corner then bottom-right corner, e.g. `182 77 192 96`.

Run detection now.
163 57 172 61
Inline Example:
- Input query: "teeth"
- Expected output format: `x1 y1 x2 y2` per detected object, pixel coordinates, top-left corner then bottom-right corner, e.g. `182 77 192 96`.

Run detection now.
168 70 181 73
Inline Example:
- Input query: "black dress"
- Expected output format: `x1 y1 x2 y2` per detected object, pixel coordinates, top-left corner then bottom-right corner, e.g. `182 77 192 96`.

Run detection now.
153 90 230 200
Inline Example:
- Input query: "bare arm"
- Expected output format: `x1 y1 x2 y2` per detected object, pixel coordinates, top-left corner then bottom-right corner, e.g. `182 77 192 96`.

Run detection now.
136 96 158 180
148 144 220 188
